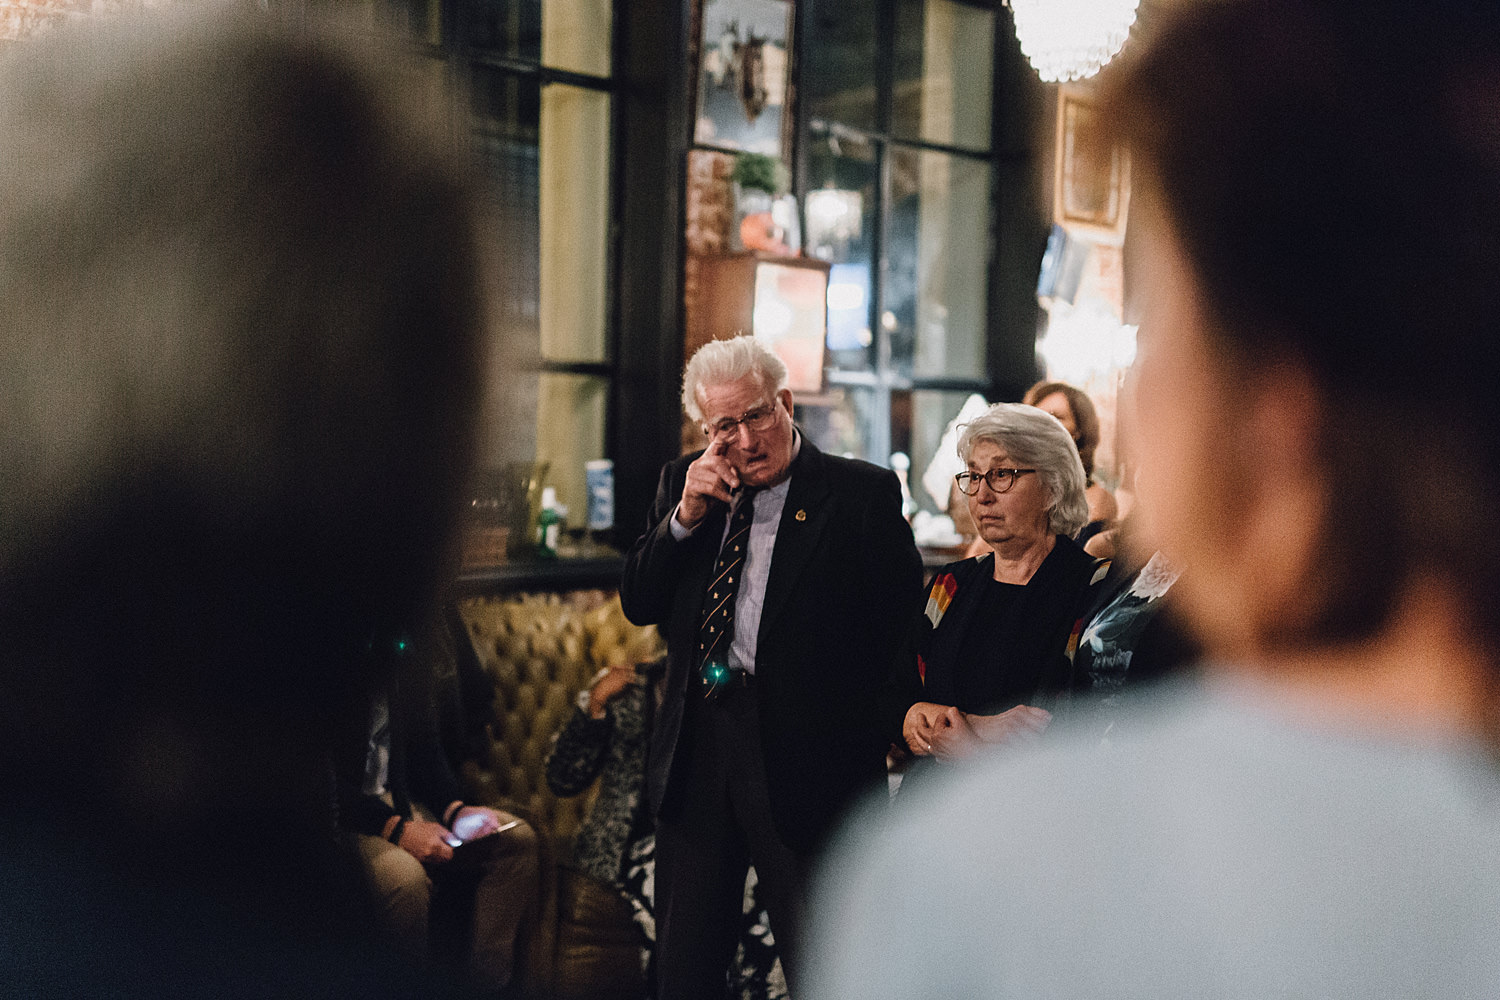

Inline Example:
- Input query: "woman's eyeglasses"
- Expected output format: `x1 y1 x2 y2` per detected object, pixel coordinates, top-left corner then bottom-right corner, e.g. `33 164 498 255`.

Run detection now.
954 468 1036 495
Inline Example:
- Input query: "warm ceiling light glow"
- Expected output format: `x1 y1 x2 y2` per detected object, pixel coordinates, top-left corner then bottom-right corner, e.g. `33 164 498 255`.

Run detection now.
1008 0 1140 83
1037 299 1137 384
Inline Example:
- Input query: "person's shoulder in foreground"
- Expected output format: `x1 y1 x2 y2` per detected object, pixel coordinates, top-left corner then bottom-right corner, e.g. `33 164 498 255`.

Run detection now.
807 677 1500 1000
0 3 488 995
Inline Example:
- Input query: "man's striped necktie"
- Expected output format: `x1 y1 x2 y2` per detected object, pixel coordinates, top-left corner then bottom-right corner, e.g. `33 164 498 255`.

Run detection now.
698 488 757 677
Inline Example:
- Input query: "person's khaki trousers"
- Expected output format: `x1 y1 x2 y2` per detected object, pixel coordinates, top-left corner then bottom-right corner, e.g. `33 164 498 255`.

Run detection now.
357 807 538 991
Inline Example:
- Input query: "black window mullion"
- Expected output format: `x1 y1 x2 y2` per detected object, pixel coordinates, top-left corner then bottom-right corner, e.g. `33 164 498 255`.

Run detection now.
986 3 1004 399
909 376 990 393
538 360 614 378
467 51 616 92
988 0 1044 400
807 118 997 163
603 6 626 373
869 132 894 465
874 0 895 138
866 0 897 465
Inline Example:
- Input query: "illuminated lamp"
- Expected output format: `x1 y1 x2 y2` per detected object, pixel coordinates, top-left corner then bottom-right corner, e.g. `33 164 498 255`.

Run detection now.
1007 0 1139 83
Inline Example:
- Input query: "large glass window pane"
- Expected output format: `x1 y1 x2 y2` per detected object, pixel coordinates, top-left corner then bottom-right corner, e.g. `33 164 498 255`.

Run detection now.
802 0 878 133
892 0 994 151
536 373 608 522
542 0 611 76
473 70 541 359
540 84 611 363
805 124 877 374
470 73 542 477
378 0 444 46
796 386 878 464
906 388 981 514
473 65 541 138
886 146 990 379
472 75 610 365
467 0 610 74
467 0 541 60
459 1 616 555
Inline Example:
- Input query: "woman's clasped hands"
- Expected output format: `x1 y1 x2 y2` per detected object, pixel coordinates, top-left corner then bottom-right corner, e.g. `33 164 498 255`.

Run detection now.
903 702 1051 762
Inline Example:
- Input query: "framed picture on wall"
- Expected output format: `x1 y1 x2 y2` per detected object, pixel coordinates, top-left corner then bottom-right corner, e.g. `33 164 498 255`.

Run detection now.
688 252 830 395
694 0 793 160
1054 85 1131 245
752 257 828 393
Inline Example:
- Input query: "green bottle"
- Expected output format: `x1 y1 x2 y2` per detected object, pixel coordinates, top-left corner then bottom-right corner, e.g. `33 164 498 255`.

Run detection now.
535 486 562 560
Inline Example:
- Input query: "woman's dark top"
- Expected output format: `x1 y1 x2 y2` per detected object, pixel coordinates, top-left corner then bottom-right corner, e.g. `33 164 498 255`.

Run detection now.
884 535 1104 797
884 535 1105 750
944 576 1027 711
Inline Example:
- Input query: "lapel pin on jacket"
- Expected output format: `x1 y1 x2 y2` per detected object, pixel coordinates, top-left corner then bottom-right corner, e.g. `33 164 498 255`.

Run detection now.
794 509 807 521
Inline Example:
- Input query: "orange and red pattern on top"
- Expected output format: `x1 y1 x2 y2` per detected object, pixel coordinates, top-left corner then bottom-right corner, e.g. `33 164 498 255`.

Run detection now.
924 572 958 629
918 572 959 683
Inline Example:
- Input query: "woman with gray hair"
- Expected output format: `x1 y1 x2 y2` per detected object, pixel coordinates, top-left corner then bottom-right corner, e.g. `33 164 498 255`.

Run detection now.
885 403 1101 792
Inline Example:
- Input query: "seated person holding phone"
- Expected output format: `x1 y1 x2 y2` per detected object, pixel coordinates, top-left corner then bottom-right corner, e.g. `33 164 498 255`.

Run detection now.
335 635 540 993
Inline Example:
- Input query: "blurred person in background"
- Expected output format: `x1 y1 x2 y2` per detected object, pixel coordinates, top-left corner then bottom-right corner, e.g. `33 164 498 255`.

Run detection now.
1068 374 1200 744
335 636 540 994
1068 541 1198 745
0 6 493 995
807 1 1500 997
1023 380 1118 548
886 403 1105 795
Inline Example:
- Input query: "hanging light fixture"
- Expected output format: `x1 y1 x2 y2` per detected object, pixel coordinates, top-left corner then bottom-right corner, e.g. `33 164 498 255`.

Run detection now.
1008 0 1140 83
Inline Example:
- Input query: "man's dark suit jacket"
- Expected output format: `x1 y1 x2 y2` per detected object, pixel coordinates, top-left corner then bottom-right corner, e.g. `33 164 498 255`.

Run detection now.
620 437 922 856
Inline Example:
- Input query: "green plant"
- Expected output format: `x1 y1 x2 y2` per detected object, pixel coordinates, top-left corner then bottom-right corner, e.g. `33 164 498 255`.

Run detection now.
731 152 789 196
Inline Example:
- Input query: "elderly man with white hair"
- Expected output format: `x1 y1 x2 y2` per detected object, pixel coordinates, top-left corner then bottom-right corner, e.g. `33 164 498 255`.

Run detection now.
621 335 921 998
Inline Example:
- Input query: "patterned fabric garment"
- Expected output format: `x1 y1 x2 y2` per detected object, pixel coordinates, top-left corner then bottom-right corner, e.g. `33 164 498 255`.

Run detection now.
1077 552 1182 699
620 834 787 999
546 683 651 890
545 679 786 999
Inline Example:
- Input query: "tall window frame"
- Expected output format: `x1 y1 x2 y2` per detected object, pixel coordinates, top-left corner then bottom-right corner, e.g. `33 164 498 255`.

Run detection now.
392 0 693 557
391 0 627 545
795 0 1036 514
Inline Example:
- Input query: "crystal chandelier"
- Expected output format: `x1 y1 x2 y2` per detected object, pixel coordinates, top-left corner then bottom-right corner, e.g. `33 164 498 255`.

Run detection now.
1008 0 1140 83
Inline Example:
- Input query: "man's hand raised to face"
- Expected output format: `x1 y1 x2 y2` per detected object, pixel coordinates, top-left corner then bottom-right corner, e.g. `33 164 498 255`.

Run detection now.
676 435 741 530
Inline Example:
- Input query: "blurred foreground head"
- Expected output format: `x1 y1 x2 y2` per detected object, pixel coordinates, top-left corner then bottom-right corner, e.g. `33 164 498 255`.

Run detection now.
1106 0 1500 710
0 7 486 835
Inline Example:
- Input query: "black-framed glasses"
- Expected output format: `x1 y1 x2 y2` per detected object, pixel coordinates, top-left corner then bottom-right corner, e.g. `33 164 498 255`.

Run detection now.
955 468 1036 495
703 401 779 440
